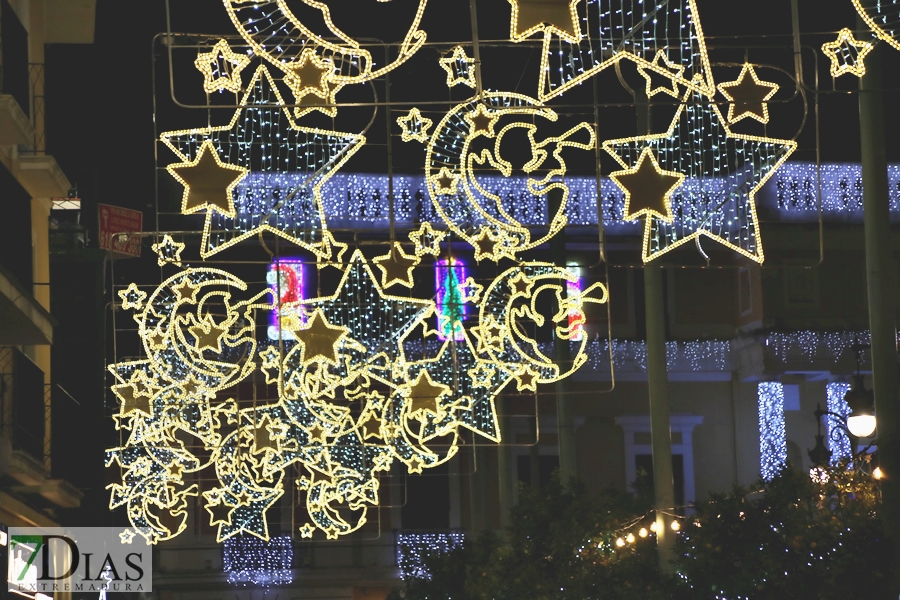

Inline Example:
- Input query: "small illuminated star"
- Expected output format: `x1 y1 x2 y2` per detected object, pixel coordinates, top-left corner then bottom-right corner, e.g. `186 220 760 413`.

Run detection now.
466 104 499 138
373 242 420 288
508 272 535 297
431 167 460 195
151 235 185 267
113 382 152 417
172 279 199 303
468 363 496 388
636 50 685 99
299 523 316 538
407 456 425 474
397 108 433 143
409 222 447 256
717 64 779 124
167 462 184 478
406 370 451 418
822 28 874 78
288 49 332 98
358 413 383 440
515 366 541 392
307 424 328 443
205 499 234 527
118 283 146 311
439 45 477 88
472 227 502 262
194 39 251 94
610 148 684 223
188 314 229 353
119 529 136 544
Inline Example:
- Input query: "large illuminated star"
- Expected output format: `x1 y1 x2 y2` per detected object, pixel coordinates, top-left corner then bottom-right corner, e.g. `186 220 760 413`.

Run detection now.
527 0 715 102
161 65 364 260
610 148 684 223
299 250 434 379
168 141 248 218
293 309 349 366
602 86 796 264
508 0 581 43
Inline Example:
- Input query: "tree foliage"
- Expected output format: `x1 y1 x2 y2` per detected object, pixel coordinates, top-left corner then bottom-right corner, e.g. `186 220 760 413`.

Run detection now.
390 465 890 600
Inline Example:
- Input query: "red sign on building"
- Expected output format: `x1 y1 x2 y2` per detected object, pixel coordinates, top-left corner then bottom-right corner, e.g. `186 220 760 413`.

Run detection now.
98 204 143 258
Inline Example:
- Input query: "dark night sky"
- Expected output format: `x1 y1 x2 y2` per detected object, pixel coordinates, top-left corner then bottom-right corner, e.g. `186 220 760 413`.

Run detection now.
43 0 900 234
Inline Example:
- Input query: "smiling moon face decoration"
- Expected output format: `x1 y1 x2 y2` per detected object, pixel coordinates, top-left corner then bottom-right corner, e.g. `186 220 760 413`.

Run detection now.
425 92 596 262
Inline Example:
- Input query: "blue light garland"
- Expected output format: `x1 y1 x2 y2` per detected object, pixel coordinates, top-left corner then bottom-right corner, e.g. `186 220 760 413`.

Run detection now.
826 382 852 464
223 535 293 587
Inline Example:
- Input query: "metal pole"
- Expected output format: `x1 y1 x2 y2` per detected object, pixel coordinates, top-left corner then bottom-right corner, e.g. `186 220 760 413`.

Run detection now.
549 188 577 481
468 0 484 96
857 12 900 593
636 88 676 573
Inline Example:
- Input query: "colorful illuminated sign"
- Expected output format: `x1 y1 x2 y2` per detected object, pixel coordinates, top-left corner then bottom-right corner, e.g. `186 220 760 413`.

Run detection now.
267 258 306 340
435 258 466 341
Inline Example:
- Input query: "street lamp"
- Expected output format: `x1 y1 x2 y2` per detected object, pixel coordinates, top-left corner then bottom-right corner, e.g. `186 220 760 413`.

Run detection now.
844 374 877 438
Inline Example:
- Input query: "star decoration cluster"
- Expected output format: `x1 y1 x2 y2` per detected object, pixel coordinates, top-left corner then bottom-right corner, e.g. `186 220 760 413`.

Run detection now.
115 0 805 549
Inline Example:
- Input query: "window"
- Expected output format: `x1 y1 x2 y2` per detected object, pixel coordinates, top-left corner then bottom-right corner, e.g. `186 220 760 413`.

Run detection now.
267 258 305 340
435 258 466 341
615 415 703 504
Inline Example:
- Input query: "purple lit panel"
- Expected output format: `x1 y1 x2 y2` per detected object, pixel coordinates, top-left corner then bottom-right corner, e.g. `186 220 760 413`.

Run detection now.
267 258 305 341
435 258 466 342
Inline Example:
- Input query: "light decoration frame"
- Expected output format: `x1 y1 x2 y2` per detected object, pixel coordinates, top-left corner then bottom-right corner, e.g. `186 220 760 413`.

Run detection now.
425 92 596 262
222 0 428 116
267 258 306 341
758 382 787 481
160 65 364 262
602 84 797 264
821 28 875 78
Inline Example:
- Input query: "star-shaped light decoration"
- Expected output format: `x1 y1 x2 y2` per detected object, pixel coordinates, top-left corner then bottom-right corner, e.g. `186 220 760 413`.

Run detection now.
160 66 364 261
299 523 316 538
602 85 797 263
167 141 248 219
188 314 229 353
118 283 147 311
508 0 582 43
465 104 499 138
610 148 684 223
119 529 136 544
822 28 875 78
151 235 185 267
514 365 541 392
529 0 715 102
397 108 433 143
409 222 446 256
430 167 461 196
204 498 234 527
172 279 199 304
471 227 505 262
287 49 332 98
439 45 477 88
373 242 420 288
717 64 779 124
405 370 451 419
636 50 686 98
112 380 152 417
292 309 349 366
194 39 251 94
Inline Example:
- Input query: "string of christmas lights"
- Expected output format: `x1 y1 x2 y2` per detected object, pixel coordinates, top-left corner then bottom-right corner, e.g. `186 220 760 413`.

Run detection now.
396 532 466 580
758 382 787 481
224 535 293 586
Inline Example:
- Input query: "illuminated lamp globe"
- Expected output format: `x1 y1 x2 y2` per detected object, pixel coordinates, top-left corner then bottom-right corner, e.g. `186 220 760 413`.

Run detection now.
844 375 876 438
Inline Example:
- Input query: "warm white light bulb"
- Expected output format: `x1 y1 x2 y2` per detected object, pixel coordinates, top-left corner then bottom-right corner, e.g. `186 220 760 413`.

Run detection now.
847 414 877 438
638 528 648 538
670 520 681 532
615 537 625 548
626 533 635 544
873 467 884 480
